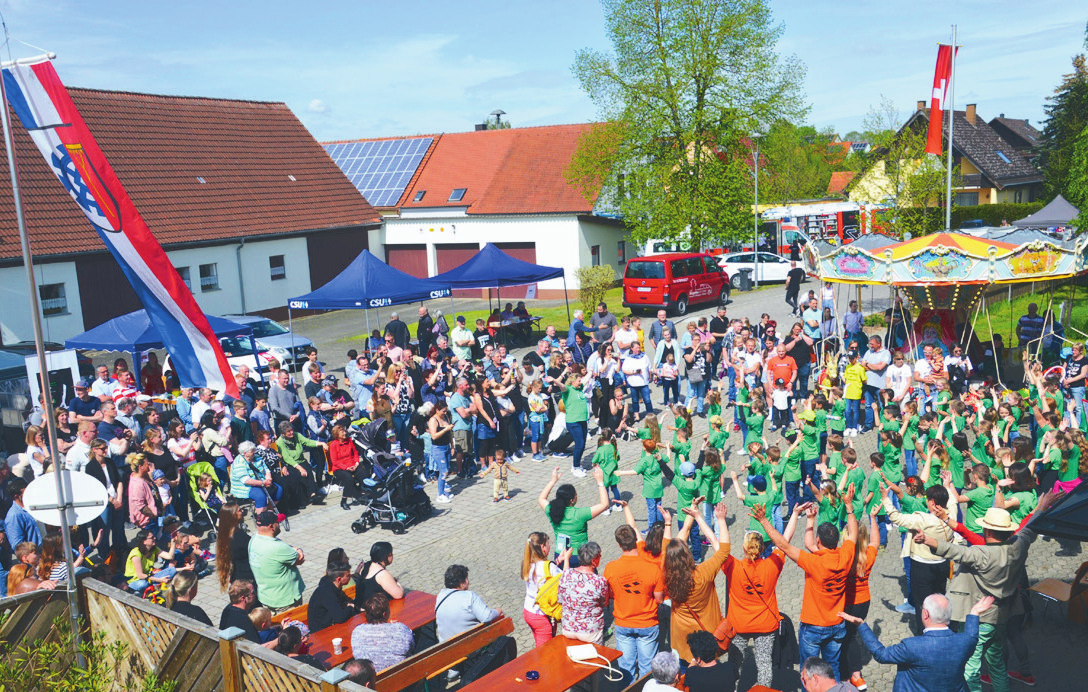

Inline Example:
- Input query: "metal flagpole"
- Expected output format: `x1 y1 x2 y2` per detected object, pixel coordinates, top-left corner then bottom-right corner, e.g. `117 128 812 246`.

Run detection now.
945 25 957 231
562 275 572 328
0 51 82 656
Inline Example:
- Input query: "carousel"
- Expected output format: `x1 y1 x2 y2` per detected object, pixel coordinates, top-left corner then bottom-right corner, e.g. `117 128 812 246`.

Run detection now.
803 228 1088 384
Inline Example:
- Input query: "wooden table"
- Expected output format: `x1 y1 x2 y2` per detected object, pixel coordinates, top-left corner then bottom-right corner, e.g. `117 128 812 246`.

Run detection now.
458 635 621 692
307 590 437 668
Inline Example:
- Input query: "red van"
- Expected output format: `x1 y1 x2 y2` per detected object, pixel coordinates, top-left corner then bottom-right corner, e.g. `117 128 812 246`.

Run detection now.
622 253 730 316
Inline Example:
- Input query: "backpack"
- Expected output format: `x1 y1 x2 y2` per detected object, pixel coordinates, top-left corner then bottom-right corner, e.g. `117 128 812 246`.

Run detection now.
534 561 563 620
193 428 215 464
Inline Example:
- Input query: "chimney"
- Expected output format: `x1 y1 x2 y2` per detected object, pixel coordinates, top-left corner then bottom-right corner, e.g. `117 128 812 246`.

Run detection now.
474 123 488 131
917 100 926 112
966 104 976 125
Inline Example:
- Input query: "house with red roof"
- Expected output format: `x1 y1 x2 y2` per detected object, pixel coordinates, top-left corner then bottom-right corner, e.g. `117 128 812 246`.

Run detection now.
0 87 380 344
325 123 626 298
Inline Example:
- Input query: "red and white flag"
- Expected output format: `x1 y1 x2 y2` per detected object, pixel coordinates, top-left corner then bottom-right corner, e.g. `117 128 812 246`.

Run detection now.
925 44 956 155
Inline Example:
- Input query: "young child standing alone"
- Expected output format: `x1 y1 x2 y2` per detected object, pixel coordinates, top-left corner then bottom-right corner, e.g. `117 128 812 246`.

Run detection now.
480 448 520 502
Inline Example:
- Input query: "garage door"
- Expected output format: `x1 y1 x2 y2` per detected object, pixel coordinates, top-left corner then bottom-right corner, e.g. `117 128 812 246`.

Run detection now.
385 244 428 278
436 243 481 298
494 242 538 299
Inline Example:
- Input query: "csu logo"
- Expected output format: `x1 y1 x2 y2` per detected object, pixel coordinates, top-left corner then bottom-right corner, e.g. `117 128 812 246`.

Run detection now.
430 289 450 299
289 301 309 309
368 298 392 308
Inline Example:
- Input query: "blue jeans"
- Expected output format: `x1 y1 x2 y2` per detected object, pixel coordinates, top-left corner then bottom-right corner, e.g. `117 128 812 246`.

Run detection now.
529 419 545 443
128 564 177 594
686 379 708 414
645 497 663 528
802 458 820 502
785 480 801 517
799 621 847 680
1070 386 1085 428
661 379 680 405
726 367 737 403
795 362 811 400
845 399 861 430
393 412 411 444
432 444 451 497
630 384 653 416
862 385 881 430
904 449 917 478
567 420 588 470
615 625 659 684
213 456 229 488
248 483 283 509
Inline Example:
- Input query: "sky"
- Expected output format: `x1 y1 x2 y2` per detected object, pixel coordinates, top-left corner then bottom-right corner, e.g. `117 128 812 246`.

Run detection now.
1 0 1084 142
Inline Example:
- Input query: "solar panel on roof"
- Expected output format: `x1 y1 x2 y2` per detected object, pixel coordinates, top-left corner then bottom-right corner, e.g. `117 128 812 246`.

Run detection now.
324 136 433 207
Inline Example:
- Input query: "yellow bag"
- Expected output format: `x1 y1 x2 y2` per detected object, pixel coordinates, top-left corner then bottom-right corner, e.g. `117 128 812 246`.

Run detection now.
534 561 563 620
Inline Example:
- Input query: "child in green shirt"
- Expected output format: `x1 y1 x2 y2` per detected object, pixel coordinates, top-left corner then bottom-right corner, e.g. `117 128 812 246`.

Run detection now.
707 415 729 452
865 452 888 548
591 429 622 508
616 439 666 528
900 399 920 477
742 400 766 451
731 468 780 538
828 386 847 436
946 465 994 534
782 431 804 517
807 477 846 528
879 429 904 485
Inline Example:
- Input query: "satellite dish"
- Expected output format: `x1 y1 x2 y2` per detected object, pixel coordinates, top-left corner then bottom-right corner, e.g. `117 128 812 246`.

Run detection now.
23 470 108 527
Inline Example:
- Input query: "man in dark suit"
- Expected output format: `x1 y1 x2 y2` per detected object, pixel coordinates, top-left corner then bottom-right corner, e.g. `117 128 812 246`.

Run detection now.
307 561 358 633
839 593 994 692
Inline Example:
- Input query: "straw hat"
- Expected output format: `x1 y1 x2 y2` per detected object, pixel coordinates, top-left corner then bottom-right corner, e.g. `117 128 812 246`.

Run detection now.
977 507 1017 532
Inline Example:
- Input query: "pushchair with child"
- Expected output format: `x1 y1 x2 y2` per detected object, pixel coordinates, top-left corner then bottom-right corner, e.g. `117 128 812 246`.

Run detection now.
349 419 432 535
187 460 224 538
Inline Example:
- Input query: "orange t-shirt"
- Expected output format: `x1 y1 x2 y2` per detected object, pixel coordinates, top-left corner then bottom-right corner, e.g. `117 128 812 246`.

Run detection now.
721 551 785 635
765 355 797 385
604 553 666 628
636 539 668 570
796 540 855 627
845 545 879 607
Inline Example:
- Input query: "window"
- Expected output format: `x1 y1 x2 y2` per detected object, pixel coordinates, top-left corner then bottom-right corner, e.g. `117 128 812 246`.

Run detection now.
38 283 67 316
617 241 626 264
591 245 601 267
670 259 688 277
448 188 467 202
177 266 192 291
413 190 426 202
684 258 705 276
269 254 286 281
954 191 979 207
625 261 664 280
1014 189 1023 204
996 150 1011 164
199 263 219 291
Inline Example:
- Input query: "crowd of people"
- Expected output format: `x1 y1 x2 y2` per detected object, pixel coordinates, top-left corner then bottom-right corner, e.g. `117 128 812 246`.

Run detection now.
1 290 1084 691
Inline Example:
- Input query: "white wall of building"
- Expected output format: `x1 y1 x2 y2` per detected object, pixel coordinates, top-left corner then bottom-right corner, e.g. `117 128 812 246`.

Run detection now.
383 213 627 291
0 261 84 344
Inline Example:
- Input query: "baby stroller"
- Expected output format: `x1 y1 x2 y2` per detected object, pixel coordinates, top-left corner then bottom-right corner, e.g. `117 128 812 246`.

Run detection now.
187 460 224 539
349 420 432 535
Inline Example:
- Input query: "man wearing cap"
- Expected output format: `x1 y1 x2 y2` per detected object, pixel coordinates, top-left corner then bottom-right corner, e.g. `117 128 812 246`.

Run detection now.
67 378 102 423
918 505 1042 692
318 375 356 419
248 509 305 611
450 316 474 363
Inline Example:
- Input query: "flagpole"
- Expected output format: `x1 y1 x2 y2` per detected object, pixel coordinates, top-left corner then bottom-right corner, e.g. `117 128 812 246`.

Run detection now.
944 25 957 231
0 51 84 657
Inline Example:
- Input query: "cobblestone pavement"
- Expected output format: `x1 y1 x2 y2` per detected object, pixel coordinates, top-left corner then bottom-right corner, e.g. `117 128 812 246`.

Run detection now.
185 283 1087 692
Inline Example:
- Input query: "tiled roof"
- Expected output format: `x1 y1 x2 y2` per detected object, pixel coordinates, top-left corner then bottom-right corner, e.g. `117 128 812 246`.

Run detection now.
913 109 1041 188
988 117 1041 152
827 171 856 195
397 123 606 215
0 88 380 261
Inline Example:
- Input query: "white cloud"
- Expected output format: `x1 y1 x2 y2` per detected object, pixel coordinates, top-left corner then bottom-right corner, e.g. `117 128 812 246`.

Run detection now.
308 99 328 114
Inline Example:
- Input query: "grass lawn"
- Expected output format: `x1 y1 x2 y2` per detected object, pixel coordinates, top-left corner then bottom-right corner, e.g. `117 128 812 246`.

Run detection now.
971 283 1088 345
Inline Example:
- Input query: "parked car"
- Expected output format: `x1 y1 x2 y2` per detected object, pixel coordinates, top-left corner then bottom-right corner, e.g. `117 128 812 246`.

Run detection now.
220 315 314 371
3 341 94 377
622 252 730 316
714 251 794 288
163 336 271 389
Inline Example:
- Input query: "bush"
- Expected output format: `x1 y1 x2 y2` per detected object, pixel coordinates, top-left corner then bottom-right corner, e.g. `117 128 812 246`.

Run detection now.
864 312 887 327
951 202 1044 229
575 265 617 316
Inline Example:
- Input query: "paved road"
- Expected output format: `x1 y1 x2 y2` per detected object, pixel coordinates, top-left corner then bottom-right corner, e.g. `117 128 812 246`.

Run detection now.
180 282 1085 692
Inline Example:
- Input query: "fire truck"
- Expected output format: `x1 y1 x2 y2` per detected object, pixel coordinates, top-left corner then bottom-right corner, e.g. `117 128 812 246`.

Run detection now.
754 201 890 254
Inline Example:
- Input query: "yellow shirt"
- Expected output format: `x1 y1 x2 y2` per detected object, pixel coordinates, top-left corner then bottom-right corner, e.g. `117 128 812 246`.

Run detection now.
844 363 866 400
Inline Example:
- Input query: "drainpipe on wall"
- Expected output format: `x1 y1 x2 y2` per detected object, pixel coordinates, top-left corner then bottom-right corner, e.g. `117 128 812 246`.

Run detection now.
236 238 247 315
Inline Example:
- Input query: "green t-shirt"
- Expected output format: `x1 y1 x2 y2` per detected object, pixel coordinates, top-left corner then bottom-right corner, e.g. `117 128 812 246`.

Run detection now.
744 413 765 446
1060 444 1081 482
637 427 652 441
769 461 786 506
815 409 828 434
783 446 803 483
1045 447 1062 472
707 402 722 419
865 472 886 516
881 416 900 432
948 446 967 488
634 451 664 498
743 492 772 540
698 465 723 504
897 494 928 532
561 387 589 423
549 505 594 552
903 415 920 450
963 485 995 533
826 451 844 483
1008 490 1037 525
843 467 867 520
671 440 692 469
592 444 619 487
248 534 305 609
818 495 846 528
923 453 945 488
1035 425 1055 457
675 475 699 513
829 399 846 433
709 429 729 450
881 440 903 484
801 418 820 460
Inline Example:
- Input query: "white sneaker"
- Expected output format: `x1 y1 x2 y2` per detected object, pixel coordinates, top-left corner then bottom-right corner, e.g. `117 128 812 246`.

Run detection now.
601 507 612 516
435 495 451 503
571 467 587 478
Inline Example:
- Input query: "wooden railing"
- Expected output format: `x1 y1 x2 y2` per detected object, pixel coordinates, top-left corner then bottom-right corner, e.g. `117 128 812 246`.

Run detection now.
0 579 372 692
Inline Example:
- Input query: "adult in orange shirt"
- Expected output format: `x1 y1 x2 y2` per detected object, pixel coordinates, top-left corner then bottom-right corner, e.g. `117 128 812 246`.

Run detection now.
604 523 665 684
724 502 805 689
662 501 730 662
757 486 858 682
765 343 798 391
837 504 881 689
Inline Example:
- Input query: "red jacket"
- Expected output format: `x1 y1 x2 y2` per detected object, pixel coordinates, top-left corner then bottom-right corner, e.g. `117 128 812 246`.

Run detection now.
328 438 359 472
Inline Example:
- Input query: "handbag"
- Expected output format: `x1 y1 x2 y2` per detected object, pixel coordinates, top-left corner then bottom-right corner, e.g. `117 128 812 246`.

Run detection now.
534 561 563 620
681 600 736 651
567 644 622 682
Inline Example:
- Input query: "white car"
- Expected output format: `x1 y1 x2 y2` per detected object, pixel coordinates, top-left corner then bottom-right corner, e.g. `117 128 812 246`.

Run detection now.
163 336 272 388
714 252 794 288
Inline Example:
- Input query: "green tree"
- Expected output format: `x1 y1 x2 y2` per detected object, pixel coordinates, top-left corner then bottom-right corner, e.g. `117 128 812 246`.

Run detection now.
568 0 807 248
1068 123 1088 230
758 121 839 203
1039 25 1088 199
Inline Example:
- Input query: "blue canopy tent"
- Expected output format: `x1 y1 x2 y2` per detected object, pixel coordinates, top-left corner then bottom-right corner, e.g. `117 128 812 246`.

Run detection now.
65 310 256 389
287 249 452 354
429 243 570 335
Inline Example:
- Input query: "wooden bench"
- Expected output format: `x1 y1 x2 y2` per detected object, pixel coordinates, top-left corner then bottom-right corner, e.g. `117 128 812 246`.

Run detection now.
272 583 358 625
459 635 621 692
370 616 515 692
307 591 438 668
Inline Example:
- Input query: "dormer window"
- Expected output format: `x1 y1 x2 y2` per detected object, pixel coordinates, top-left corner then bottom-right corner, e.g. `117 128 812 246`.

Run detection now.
448 188 467 202
414 190 426 202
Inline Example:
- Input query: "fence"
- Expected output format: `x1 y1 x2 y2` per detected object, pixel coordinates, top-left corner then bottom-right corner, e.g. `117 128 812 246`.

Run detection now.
0 578 371 692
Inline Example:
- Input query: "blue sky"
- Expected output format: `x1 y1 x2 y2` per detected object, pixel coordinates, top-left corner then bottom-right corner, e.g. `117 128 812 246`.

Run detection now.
2 1 1084 141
